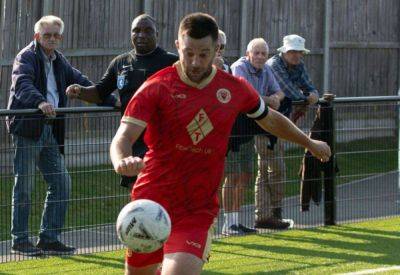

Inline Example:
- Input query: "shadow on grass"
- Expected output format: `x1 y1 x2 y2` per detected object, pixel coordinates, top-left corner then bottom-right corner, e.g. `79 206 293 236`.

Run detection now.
204 224 400 274
63 253 124 269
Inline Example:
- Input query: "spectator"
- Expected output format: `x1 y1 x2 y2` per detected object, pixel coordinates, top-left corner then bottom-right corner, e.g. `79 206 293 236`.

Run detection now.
267 34 319 119
226 38 290 232
218 34 257 236
259 34 319 228
67 14 178 190
213 30 230 73
5 15 113 256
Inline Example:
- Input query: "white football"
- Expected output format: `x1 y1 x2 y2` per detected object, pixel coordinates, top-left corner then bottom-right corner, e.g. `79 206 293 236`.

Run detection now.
116 199 171 253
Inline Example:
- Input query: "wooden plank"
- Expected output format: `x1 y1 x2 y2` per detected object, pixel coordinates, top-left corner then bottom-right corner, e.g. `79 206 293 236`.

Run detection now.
331 41 400 49
239 0 249 56
0 0 399 102
0 0 4 60
42 0 53 15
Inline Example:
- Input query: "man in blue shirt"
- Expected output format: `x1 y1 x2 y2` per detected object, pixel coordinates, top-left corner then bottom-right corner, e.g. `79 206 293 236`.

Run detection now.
256 34 319 228
222 38 288 235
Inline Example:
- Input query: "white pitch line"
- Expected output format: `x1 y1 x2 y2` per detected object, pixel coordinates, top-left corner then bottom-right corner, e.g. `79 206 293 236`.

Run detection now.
338 266 400 275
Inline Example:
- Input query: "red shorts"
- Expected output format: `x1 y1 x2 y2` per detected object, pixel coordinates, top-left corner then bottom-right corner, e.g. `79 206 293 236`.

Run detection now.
126 212 214 268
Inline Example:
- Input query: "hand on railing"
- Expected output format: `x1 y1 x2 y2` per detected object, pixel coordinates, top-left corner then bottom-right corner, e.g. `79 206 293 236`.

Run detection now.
38 102 56 117
307 93 319 105
66 84 82 99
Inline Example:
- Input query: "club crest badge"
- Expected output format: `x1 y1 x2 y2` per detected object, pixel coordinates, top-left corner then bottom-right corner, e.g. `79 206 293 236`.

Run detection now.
216 88 231 104
117 75 126 90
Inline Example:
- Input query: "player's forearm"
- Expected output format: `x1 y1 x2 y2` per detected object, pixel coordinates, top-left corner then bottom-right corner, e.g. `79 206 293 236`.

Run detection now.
256 109 312 149
110 123 145 171
110 135 132 170
79 86 102 104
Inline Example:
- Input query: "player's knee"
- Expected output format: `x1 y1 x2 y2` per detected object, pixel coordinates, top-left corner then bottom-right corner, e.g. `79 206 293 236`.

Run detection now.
162 252 203 275
125 262 159 275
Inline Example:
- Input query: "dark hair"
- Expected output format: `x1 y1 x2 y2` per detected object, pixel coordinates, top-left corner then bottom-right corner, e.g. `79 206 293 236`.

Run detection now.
178 13 219 42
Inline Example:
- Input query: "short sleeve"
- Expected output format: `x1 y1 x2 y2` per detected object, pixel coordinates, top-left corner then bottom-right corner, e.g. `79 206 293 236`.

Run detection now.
95 57 118 100
237 78 269 120
121 81 161 128
237 78 261 113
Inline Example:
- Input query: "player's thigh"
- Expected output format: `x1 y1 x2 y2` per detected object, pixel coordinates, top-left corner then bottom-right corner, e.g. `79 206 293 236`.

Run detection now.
162 252 203 275
125 262 159 275
162 213 214 269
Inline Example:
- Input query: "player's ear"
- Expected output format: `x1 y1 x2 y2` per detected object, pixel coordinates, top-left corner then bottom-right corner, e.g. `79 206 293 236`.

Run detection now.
175 39 179 51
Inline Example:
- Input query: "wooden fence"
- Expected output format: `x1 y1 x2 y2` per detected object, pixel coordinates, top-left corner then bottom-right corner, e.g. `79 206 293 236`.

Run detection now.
0 0 399 109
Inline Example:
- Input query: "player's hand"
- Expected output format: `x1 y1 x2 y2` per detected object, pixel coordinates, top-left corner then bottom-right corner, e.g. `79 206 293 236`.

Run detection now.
115 156 145 176
66 84 82 99
307 139 331 162
264 95 281 110
38 101 56 117
307 93 319 105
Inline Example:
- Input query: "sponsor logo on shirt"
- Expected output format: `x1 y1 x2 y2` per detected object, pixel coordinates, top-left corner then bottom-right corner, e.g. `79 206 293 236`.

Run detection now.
172 93 187 99
186 240 202 249
216 88 231 104
186 109 213 145
175 144 213 154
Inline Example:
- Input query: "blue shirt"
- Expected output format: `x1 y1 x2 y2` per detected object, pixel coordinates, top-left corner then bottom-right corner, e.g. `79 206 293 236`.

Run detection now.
231 57 280 96
267 54 318 101
40 48 59 107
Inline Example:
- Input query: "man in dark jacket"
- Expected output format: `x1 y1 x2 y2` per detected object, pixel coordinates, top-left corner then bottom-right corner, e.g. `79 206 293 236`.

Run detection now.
6 15 115 256
67 14 178 190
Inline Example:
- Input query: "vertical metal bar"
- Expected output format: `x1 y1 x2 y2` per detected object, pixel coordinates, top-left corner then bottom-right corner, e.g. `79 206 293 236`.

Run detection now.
321 99 336 225
323 0 331 91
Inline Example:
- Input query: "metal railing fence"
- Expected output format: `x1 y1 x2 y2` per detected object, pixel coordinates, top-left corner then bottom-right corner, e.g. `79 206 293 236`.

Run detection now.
0 97 399 263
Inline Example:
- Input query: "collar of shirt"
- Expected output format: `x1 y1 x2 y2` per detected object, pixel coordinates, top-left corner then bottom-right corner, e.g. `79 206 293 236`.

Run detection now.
242 57 266 76
39 47 56 63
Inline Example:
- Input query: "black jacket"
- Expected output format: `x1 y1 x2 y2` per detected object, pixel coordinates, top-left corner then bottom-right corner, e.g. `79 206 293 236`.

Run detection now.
299 106 338 211
6 41 94 154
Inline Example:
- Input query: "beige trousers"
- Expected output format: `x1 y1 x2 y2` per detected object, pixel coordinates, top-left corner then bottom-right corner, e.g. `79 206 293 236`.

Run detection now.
254 135 286 220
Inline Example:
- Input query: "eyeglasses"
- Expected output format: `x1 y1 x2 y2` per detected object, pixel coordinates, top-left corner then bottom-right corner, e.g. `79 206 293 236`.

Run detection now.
41 32 62 39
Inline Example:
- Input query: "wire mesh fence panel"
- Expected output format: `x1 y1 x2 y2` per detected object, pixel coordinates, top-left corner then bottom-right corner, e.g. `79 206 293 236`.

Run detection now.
0 100 399 263
0 110 128 262
334 102 399 223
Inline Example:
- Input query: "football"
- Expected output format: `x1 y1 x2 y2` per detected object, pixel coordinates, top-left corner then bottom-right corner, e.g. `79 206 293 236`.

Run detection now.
116 199 171 253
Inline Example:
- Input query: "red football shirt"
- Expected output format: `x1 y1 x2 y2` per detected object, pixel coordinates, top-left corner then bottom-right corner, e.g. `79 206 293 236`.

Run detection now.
122 62 266 219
